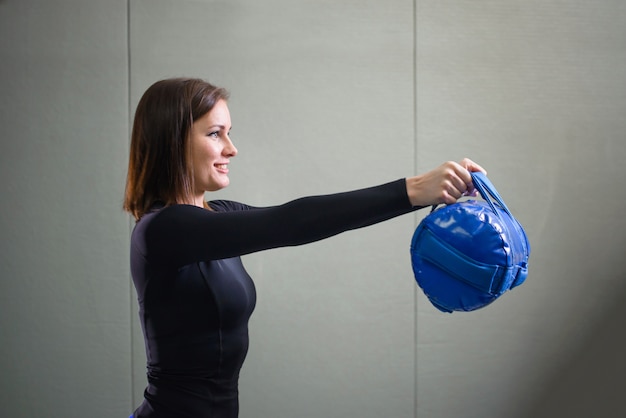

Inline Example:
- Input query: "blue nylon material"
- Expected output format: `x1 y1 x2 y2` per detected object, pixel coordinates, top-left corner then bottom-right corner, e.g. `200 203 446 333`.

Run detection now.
410 174 530 313
415 227 499 293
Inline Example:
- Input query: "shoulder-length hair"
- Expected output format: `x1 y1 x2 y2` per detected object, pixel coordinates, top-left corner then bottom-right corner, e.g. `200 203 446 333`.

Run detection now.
123 78 229 221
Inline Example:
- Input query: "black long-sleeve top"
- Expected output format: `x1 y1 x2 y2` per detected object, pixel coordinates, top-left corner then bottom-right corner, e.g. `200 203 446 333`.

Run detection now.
130 179 418 418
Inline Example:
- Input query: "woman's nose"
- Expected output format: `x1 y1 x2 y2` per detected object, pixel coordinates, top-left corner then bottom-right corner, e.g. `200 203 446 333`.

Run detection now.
224 137 238 157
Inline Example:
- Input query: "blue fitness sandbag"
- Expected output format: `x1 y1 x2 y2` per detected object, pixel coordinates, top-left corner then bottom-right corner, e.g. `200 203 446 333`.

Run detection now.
410 172 530 313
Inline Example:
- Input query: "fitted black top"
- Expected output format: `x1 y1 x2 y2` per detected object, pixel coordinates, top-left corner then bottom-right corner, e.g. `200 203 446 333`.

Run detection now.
130 179 417 418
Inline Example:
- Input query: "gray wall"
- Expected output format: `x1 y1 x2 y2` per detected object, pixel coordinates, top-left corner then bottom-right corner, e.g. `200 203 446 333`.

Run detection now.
1 1 624 417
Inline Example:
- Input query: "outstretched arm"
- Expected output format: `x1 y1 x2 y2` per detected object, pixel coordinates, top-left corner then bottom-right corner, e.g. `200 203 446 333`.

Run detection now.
139 179 416 266
136 158 486 267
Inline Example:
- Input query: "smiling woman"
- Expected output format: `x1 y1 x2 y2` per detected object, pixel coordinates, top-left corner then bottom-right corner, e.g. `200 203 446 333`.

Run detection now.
123 77 485 418
124 78 231 219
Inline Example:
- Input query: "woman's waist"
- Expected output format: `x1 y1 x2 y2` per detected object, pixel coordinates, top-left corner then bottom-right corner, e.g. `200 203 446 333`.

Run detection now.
146 330 250 377
137 375 239 418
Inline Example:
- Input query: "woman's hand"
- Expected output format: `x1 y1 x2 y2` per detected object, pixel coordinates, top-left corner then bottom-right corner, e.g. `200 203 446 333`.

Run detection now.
406 158 487 207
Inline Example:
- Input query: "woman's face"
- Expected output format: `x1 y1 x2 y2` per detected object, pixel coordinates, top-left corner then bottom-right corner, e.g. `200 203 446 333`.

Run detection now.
190 99 237 199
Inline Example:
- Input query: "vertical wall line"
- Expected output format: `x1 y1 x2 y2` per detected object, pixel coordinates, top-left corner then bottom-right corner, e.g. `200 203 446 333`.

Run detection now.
126 0 135 411
412 0 418 417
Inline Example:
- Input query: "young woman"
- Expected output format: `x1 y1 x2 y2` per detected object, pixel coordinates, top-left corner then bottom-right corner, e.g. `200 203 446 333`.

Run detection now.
124 78 486 418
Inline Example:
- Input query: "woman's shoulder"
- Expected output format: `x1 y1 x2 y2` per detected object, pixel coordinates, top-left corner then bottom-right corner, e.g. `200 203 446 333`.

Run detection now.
132 203 203 235
208 199 253 212
133 200 252 236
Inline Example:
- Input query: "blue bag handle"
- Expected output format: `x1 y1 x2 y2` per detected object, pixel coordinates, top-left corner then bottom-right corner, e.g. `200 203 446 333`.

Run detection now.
469 171 529 289
469 172 512 219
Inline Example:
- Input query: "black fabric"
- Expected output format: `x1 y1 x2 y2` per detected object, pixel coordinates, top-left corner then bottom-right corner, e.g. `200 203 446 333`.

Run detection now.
131 179 417 418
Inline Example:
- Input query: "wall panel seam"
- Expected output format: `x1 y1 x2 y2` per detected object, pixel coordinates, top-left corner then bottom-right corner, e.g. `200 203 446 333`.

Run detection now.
412 0 418 417
126 0 135 411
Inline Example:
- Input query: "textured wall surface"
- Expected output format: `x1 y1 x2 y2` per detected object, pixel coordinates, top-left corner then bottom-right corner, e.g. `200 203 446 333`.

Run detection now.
0 1 132 417
416 2 626 417
1 1 624 417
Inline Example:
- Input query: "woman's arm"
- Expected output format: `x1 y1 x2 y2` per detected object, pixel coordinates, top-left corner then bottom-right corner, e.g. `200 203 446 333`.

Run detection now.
138 158 486 267
140 180 413 266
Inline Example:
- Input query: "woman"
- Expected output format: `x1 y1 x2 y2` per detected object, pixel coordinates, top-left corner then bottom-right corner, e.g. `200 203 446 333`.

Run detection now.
124 78 486 418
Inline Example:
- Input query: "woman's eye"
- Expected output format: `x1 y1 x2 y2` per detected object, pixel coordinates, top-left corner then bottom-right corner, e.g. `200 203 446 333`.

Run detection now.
208 131 219 138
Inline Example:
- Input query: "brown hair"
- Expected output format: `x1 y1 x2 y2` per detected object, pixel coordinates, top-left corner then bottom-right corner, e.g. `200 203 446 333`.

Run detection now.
123 78 229 221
